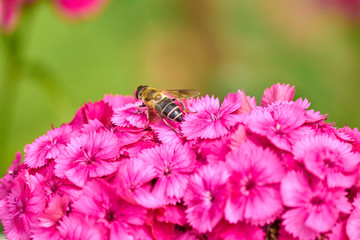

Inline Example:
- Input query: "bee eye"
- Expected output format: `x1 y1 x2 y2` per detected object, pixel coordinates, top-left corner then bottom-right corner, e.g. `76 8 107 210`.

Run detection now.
135 85 148 100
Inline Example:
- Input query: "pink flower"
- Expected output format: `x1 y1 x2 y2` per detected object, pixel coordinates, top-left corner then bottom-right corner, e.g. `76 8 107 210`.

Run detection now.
293 134 360 188
31 161 81 202
69 100 113 130
233 89 257 115
116 158 161 208
261 83 295 107
281 171 351 240
54 131 120 187
112 102 148 129
208 220 265 240
184 164 229 233
31 195 69 240
181 93 243 140
1 171 45 240
247 101 310 151
140 143 197 204
2 83 360 239
0 152 24 202
0 0 26 32
24 124 73 168
225 141 285 225
346 193 360 240
72 179 147 239
103 94 135 109
57 213 105 240
53 0 109 19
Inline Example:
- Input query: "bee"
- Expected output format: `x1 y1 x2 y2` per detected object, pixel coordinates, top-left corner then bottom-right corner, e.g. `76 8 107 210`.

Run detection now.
135 85 200 135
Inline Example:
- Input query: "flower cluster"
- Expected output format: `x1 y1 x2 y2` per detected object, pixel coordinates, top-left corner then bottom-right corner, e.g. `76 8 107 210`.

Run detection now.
0 0 109 33
1 83 360 240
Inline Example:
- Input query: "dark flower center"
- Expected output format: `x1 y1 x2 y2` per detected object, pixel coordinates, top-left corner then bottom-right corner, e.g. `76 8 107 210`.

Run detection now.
245 178 256 191
310 195 325 206
163 167 172 177
106 210 115 222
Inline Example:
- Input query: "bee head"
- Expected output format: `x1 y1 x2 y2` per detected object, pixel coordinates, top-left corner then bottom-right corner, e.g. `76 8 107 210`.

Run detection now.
135 85 148 100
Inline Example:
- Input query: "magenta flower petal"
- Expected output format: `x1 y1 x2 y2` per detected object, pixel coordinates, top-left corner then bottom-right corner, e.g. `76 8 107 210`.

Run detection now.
182 94 242 140
209 220 265 240
53 0 109 19
282 207 320 240
24 125 73 168
72 179 147 239
0 0 22 32
116 159 161 208
281 171 351 239
347 194 360 240
112 102 148 129
293 134 360 188
103 94 135 109
1 171 46 240
261 83 295 107
58 213 106 240
184 164 229 233
54 131 120 187
247 102 307 151
225 141 284 225
139 143 196 203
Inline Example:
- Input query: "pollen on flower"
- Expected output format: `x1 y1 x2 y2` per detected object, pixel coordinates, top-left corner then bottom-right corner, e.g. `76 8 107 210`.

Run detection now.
1 83 360 239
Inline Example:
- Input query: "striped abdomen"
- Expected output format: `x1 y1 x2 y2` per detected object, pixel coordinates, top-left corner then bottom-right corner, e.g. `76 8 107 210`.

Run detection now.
157 98 183 122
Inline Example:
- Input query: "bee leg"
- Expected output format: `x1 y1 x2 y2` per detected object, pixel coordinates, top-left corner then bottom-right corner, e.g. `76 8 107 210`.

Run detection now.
137 103 147 112
175 99 197 114
161 116 182 136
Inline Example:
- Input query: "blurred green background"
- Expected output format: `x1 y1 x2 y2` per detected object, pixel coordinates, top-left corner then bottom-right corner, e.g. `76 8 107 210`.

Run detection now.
1 0 360 176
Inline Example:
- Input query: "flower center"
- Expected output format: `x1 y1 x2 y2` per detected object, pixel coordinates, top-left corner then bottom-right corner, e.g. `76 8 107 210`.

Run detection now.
321 149 340 169
310 195 325 206
105 210 115 222
163 167 172 177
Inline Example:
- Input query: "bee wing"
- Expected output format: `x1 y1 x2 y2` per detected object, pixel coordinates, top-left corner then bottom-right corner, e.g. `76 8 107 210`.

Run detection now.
162 89 200 99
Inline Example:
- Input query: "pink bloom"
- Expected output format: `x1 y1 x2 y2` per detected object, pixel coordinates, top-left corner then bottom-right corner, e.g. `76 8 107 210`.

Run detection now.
281 171 351 240
31 161 81 202
54 131 120 187
24 125 73 168
118 130 160 158
208 220 265 240
150 119 182 145
247 101 310 151
69 100 113 130
53 0 109 19
0 152 24 202
0 0 23 32
112 102 148 129
58 213 105 240
103 94 135 109
346 193 360 240
1 171 45 240
184 164 229 233
233 89 257 115
155 204 187 226
261 83 295 107
116 158 161 208
293 134 360 188
326 220 347 240
31 195 69 240
140 143 196 204
225 141 285 225
72 179 147 239
181 93 243 140
338 126 360 153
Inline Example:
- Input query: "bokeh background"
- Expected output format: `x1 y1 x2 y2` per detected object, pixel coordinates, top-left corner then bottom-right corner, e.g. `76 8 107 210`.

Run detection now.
1 0 360 178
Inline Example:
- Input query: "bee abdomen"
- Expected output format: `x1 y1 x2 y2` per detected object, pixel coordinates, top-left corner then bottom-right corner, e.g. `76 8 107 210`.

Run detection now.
159 99 183 122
